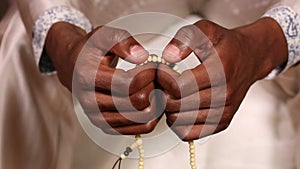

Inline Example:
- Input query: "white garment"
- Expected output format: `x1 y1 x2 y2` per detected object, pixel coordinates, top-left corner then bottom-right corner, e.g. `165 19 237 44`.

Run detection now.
0 0 300 169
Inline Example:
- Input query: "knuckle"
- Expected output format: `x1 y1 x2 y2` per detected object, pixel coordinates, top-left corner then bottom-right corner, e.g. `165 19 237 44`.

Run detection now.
194 20 225 45
194 20 217 35
129 68 154 86
96 97 112 112
142 120 158 133
166 113 179 124
194 20 215 29
139 107 154 121
172 126 191 141
114 29 130 42
128 76 140 94
177 71 192 95
175 25 196 46
165 98 180 112
130 91 150 110
225 86 235 105
169 80 181 98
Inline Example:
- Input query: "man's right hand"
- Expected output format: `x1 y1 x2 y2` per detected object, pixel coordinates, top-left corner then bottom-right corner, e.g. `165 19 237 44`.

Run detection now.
45 22 160 135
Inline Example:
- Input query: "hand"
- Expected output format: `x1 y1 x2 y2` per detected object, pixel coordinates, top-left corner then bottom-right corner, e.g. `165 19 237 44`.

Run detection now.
158 18 288 141
45 22 160 135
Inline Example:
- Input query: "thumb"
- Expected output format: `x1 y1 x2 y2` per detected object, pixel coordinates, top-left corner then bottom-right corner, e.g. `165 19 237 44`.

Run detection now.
163 25 197 63
90 26 149 64
111 36 149 64
163 22 213 63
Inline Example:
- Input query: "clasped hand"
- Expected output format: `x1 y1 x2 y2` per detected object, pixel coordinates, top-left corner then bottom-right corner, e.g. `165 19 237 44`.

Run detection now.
46 18 287 141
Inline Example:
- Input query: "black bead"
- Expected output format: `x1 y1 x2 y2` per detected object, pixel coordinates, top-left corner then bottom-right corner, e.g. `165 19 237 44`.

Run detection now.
169 63 175 68
124 151 129 156
126 147 132 153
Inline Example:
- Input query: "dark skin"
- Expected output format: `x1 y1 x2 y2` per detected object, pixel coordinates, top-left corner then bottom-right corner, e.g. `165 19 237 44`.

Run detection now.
45 18 288 141
45 22 160 135
158 18 288 141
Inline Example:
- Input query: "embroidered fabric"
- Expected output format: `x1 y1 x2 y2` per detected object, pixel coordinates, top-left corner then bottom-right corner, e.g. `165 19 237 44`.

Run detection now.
32 5 300 77
32 6 92 74
264 6 300 78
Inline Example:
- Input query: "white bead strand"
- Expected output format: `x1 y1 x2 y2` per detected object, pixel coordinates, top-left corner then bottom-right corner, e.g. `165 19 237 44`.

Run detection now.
135 135 144 169
116 54 198 169
189 141 197 169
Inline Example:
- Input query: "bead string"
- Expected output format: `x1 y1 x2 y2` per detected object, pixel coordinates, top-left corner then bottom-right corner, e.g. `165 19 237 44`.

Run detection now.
189 141 197 169
112 54 197 169
136 135 144 169
112 135 144 169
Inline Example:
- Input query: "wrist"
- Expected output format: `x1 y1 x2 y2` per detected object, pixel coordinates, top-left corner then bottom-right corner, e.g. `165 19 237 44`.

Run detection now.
45 22 86 62
234 17 288 80
45 22 87 88
32 6 92 74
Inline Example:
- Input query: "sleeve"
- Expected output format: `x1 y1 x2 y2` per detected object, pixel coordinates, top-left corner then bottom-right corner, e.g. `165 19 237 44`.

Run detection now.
32 6 92 74
15 0 92 74
15 0 70 38
263 0 300 78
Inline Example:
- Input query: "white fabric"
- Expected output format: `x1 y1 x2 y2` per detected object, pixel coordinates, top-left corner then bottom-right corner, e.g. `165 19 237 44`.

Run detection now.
0 6 76 169
71 14 299 169
0 0 300 169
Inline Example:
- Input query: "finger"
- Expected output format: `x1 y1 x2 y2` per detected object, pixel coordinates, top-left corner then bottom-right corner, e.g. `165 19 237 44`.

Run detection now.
157 64 181 95
162 25 196 63
164 86 227 112
97 62 156 95
87 106 156 128
126 62 156 95
77 62 156 95
168 123 229 141
166 106 235 125
102 118 161 135
79 82 155 112
86 96 160 129
158 59 226 98
101 53 119 67
91 26 149 64
158 63 205 98
162 24 210 63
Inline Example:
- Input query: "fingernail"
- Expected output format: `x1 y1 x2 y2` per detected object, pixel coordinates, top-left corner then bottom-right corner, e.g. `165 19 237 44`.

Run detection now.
130 45 149 63
163 44 181 63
